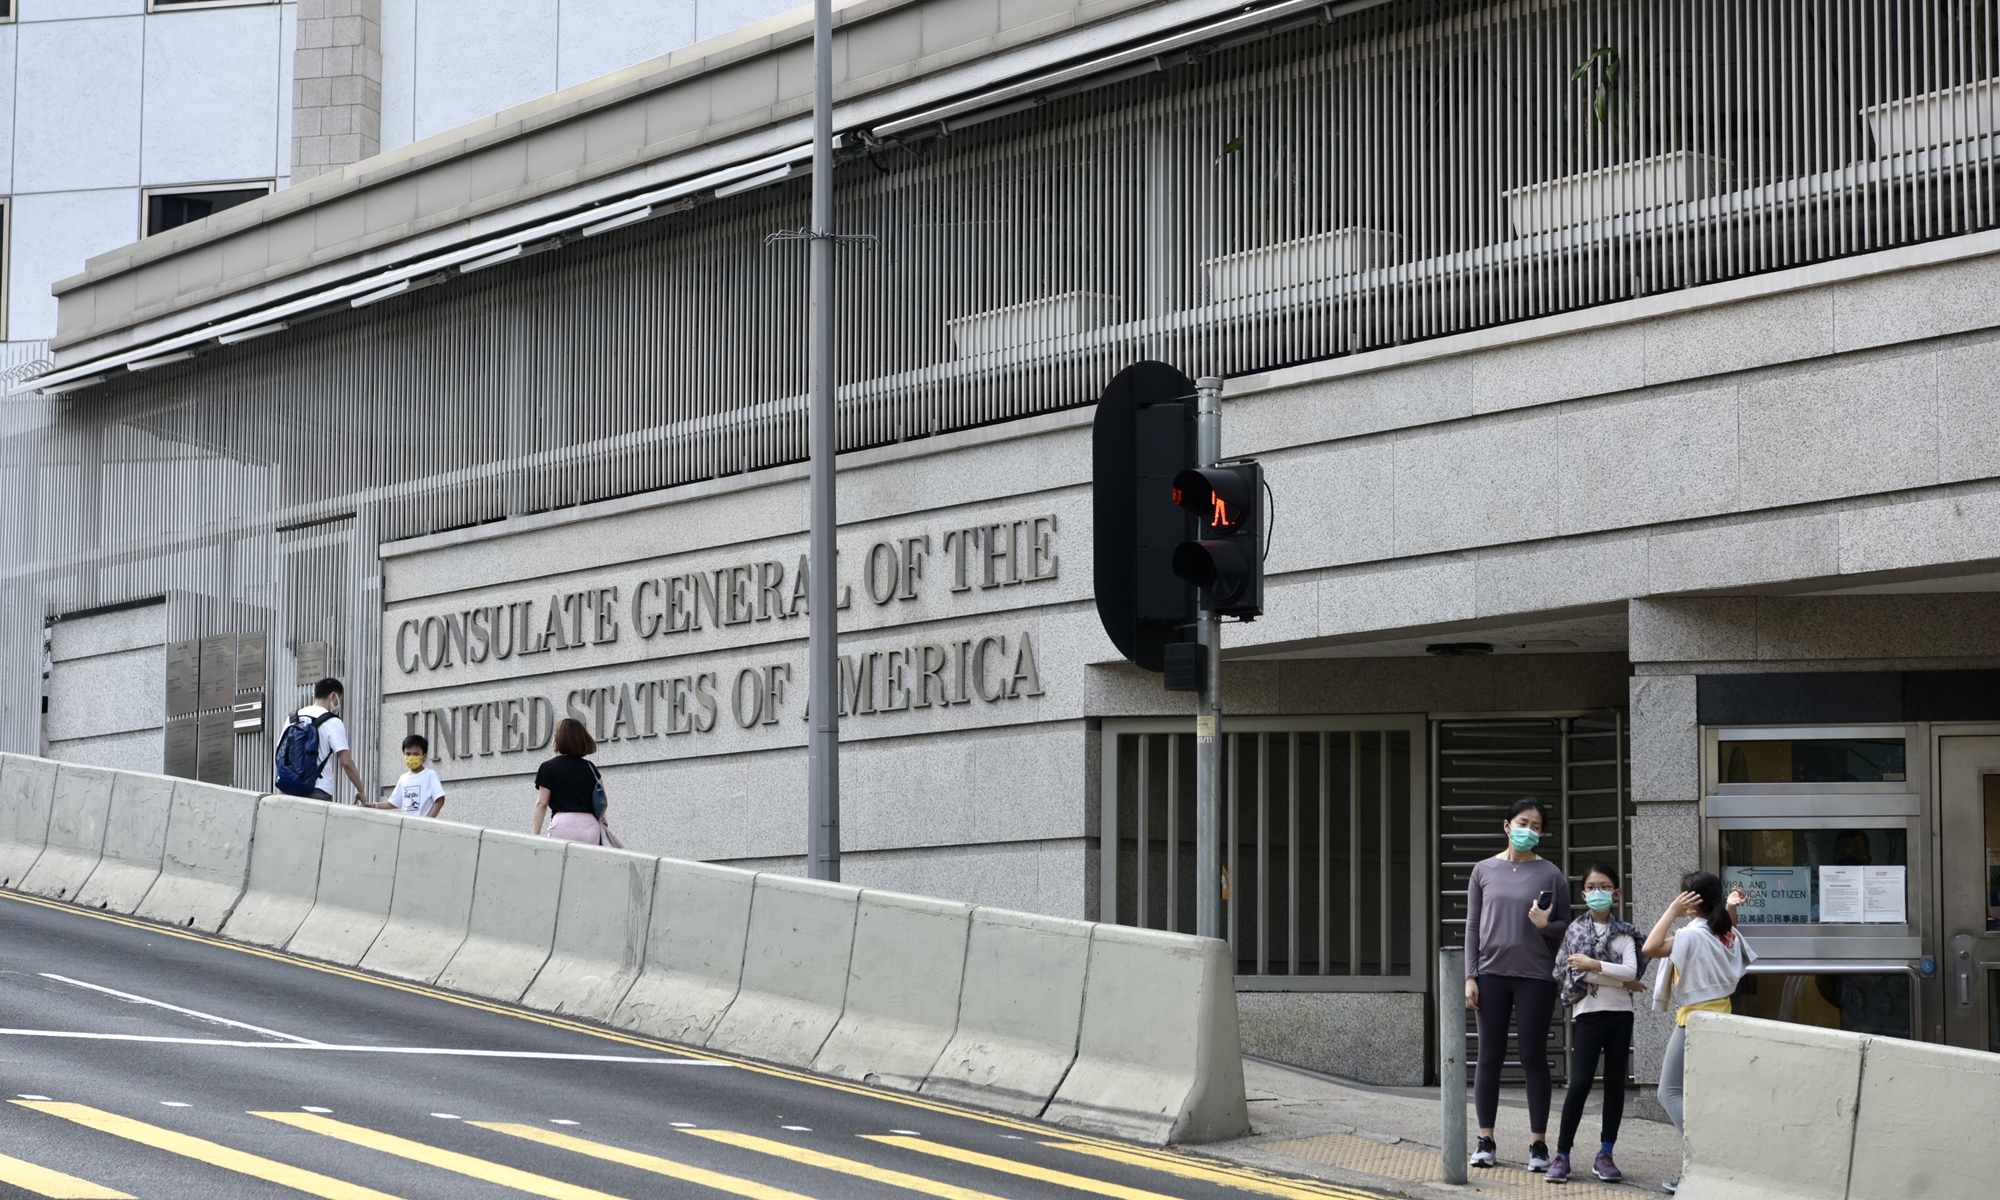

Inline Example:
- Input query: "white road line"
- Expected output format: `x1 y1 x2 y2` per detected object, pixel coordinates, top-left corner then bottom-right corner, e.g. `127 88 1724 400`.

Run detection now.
40 973 324 1045
0 1028 726 1063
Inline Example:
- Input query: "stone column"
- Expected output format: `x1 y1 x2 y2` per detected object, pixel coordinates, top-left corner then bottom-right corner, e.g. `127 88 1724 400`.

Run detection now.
1628 671 1700 1116
291 0 383 182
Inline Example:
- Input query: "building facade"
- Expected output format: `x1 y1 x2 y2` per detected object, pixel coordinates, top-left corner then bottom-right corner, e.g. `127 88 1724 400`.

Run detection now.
7 0 2000 1090
0 0 794 369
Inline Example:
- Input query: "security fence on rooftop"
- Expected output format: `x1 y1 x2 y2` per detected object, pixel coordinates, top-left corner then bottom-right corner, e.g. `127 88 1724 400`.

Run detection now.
4 0 1997 784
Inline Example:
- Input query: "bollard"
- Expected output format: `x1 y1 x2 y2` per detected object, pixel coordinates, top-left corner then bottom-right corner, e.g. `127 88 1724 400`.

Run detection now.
1438 946 1467 1184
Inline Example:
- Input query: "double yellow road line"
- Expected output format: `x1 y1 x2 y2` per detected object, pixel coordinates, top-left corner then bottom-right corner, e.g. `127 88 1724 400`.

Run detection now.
8 1099 1380 1200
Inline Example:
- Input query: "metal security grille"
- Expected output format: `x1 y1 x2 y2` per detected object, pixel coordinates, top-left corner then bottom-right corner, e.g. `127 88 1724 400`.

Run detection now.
1435 711 1633 1080
1101 716 1428 987
6 0 1999 763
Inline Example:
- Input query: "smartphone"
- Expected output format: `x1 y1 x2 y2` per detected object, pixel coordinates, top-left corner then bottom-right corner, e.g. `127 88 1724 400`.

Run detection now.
1536 890 1554 910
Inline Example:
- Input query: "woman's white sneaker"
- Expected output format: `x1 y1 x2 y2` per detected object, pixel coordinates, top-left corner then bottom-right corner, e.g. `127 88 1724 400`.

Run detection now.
1470 1136 1497 1167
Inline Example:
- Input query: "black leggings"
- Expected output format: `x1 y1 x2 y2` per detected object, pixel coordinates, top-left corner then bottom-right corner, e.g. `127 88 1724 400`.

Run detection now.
1556 1010 1632 1154
1473 974 1557 1133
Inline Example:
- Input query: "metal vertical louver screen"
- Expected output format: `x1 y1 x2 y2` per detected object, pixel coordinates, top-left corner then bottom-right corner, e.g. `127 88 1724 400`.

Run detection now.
5 0 1998 765
1101 716 1429 985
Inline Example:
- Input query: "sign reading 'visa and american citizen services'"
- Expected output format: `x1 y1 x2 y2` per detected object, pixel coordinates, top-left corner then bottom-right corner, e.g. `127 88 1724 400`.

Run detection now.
389 517 1061 760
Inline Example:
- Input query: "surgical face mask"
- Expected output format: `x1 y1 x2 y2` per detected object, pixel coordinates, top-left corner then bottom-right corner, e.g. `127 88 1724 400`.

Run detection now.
404 754 425 772
1584 889 1616 914
1507 826 1541 852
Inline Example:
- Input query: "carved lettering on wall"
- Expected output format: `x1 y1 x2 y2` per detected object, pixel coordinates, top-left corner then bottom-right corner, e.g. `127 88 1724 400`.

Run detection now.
391 514 1061 677
404 630 1046 762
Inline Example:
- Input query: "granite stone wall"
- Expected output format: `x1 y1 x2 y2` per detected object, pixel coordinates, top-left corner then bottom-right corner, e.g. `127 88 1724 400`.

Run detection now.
45 604 166 773
1236 991 1428 1086
292 0 383 181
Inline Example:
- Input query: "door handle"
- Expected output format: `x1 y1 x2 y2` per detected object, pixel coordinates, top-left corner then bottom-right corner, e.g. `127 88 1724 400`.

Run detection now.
1955 934 1974 1008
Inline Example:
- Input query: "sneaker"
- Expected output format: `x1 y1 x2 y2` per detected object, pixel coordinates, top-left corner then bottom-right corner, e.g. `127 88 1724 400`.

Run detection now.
1470 1136 1497 1168
1662 1179 1678 1194
1528 1141 1551 1173
1593 1151 1622 1182
1546 1153 1571 1183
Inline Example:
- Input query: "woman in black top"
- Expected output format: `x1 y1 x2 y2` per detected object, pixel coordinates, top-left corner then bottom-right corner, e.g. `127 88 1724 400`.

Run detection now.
534 718 610 843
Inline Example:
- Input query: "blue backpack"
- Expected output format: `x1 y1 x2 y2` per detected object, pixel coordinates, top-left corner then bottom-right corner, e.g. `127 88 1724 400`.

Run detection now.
274 710 335 796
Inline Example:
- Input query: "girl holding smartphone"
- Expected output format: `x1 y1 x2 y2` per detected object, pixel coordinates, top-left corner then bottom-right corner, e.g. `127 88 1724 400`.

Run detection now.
1546 863 1646 1183
1463 798 1571 1172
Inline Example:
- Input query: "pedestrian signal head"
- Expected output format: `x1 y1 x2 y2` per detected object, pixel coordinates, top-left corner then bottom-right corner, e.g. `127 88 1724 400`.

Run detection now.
1169 462 1263 619
1171 468 1253 531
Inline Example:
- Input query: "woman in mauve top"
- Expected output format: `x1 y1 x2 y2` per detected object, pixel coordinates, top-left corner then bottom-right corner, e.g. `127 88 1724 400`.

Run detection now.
1463 798 1571 1173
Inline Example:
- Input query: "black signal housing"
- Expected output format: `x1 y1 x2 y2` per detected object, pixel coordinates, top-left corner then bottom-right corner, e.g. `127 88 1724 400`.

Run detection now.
1170 462 1263 619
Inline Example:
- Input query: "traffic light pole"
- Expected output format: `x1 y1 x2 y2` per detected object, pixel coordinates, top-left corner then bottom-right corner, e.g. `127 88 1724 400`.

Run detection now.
1194 376 1223 940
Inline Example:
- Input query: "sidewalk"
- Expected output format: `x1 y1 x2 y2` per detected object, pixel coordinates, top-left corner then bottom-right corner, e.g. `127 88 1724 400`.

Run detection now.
1196 1058 1683 1199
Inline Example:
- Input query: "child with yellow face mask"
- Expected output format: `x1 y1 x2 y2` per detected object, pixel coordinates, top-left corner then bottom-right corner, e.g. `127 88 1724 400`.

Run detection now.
358 733 447 817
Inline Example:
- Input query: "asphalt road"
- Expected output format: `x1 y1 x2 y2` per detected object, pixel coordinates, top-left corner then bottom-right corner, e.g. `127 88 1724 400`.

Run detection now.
0 890 1375 1200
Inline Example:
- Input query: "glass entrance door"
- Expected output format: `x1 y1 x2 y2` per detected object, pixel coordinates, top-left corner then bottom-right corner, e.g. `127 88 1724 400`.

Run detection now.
1936 736 2000 1051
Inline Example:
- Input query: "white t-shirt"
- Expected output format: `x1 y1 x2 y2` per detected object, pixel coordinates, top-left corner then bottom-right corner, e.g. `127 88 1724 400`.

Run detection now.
296 705 349 796
1574 927 1641 1015
391 769 445 818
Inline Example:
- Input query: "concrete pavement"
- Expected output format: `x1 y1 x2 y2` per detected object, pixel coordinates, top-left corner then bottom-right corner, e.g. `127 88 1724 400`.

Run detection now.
1206 1059 1684 1198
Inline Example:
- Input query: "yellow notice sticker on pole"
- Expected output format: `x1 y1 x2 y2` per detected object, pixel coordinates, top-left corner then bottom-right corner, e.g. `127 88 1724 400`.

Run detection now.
1195 715 1216 737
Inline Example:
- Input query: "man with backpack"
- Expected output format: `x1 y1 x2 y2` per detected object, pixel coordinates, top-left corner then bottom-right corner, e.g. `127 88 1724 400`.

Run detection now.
274 678 364 803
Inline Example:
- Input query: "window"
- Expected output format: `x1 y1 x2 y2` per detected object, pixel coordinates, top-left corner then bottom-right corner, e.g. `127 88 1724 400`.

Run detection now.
143 183 273 239
147 1 277 11
1733 971 1914 1039
1719 828 1910 925
1719 737 1907 784
1986 775 2000 932
0 196 10 343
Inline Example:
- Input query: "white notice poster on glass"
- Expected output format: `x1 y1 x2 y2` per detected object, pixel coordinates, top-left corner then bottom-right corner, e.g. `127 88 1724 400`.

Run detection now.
1819 865 1864 923
1861 865 1907 924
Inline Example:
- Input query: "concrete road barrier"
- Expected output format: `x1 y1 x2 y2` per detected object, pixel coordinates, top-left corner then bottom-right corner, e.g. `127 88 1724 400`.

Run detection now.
134 779 261 931
435 830 566 1002
707 873 860 1067
220 796 330 948
1846 1031 2000 1200
1044 924 1249 1145
73 770 176 912
520 843 656 1021
921 905 1090 1116
286 805 404 965
0 758 1253 1145
1682 1012 2000 1200
358 818 480 984
813 890 972 1091
20 764 118 902
0 754 59 888
1682 1013 1862 1200
611 858 755 1045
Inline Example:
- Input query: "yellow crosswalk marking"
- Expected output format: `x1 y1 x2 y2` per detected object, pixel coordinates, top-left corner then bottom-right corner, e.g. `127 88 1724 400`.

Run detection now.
474 1123 820 1200
254 1112 631 1200
0 1150 133 1199
863 1135 1185 1200
1045 1141 1382 1200
13 1101 403 1200
682 1128 1009 1200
